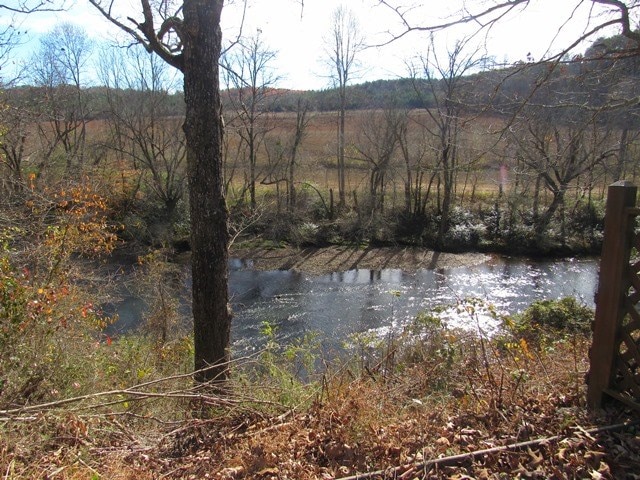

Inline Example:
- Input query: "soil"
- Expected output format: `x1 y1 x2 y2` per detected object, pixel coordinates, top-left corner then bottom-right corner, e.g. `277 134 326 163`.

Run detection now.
230 244 491 275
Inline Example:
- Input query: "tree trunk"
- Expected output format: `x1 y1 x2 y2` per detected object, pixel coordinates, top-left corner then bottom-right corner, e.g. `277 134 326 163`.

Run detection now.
288 160 296 213
338 99 346 207
437 150 455 247
182 0 231 383
615 128 628 182
535 187 566 240
437 172 452 247
533 174 541 223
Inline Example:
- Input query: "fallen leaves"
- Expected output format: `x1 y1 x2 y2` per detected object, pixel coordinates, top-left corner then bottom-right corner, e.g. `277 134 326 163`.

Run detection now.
3 333 639 479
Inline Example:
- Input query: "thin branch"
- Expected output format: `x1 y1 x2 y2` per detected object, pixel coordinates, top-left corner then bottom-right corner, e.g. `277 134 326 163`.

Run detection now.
375 0 529 46
0 0 65 14
0 353 274 418
377 0 640 62
336 420 640 480
222 0 248 56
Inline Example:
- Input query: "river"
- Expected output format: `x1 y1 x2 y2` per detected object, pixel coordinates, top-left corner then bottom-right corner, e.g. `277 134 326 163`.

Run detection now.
229 256 598 351
106 254 599 352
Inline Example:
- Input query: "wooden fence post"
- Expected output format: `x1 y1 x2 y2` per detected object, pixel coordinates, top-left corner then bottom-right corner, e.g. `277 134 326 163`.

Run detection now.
587 181 637 410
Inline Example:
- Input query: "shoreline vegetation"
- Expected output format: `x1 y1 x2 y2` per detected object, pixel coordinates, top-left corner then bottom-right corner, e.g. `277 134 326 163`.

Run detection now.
1 198 634 478
0 158 614 480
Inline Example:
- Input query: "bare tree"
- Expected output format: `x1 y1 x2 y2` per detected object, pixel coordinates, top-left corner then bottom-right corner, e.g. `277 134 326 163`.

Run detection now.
261 97 311 213
410 36 486 247
222 31 278 210
0 1 65 83
0 100 33 190
583 33 640 182
509 106 617 240
0 24 21 83
353 108 403 215
396 111 433 216
285 98 311 212
88 0 231 383
29 23 93 176
99 46 186 221
0 2 67 195
324 5 364 208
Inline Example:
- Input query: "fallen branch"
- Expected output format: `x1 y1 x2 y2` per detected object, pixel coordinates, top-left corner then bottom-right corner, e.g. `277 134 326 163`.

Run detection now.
0 352 282 418
335 420 640 480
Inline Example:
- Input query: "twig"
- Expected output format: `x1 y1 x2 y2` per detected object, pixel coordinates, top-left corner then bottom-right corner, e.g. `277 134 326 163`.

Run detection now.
86 410 183 426
0 388 235 416
334 420 640 480
4 459 16 480
74 455 100 477
0 353 284 418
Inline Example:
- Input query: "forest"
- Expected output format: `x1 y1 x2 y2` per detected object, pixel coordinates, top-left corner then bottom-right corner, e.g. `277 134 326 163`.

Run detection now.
3 30 638 256
1 1 640 478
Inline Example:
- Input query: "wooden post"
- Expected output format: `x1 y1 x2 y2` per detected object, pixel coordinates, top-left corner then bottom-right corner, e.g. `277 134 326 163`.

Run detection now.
587 181 637 409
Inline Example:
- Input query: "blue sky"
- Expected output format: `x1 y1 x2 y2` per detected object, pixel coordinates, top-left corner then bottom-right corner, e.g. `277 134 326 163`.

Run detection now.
2 0 624 90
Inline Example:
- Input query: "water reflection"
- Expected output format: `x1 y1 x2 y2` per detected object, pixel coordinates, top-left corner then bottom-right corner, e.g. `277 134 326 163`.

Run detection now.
230 256 599 351
105 256 599 352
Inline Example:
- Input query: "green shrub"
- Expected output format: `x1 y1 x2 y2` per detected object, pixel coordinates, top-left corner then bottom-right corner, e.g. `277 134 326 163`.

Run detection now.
0 246 115 405
233 321 322 409
506 297 593 346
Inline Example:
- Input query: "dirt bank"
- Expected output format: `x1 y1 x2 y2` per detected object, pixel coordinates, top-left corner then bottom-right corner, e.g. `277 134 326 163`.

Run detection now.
230 244 490 275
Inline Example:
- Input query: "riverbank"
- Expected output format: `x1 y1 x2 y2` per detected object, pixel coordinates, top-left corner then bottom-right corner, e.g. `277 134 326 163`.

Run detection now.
230 243 491 275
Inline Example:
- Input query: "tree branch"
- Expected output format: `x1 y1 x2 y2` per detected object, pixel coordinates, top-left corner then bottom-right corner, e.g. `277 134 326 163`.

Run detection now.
593 0 640 44
158 16 184 53
88 0 183 71
0 0 64 14
375 0 529 46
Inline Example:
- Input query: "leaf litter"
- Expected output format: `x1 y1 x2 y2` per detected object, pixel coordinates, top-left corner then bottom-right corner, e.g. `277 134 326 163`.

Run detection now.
1 332 639 479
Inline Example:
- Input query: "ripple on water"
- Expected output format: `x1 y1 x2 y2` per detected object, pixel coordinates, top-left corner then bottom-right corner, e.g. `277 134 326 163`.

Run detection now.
230 257 599 354
107 255 600 353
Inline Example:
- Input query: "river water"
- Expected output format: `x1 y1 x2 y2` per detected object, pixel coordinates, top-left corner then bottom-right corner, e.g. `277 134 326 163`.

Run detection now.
107 255 599 351
230 255 598 351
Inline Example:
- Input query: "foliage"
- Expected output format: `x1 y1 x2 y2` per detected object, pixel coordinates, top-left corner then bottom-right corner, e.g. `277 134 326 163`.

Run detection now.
0 181 120 406
233 321 323 409
0 243 108 406
41 183 119 262
504 297 593 347
1 12 636 476
134 249 188 344
0 293 627 479
440 207 486 251
286 221 323 246
94 334 194 389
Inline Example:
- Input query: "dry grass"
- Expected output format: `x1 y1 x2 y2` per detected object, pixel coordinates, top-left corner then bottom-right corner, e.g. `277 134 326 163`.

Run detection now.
225 109 508 196
1 327 638 479
18 109 608 214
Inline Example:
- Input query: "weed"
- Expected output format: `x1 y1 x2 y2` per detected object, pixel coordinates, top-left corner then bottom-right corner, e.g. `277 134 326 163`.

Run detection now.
232 321 323 410
506 297 593 345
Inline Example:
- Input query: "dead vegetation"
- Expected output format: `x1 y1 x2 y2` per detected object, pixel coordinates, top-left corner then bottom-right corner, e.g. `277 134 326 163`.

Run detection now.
1 312 638 479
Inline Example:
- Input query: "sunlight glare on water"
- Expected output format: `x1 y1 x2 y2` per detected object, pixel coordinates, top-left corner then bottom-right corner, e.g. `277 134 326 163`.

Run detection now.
229 256 599 351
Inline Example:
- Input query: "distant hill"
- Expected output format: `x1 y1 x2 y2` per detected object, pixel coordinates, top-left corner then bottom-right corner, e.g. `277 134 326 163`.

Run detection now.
222 78 431 112
6 31 639 120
